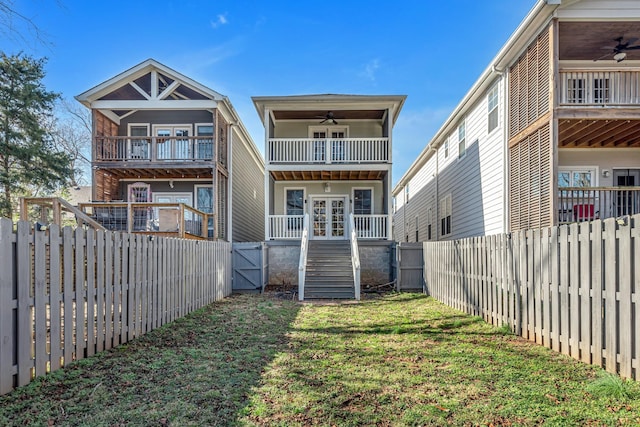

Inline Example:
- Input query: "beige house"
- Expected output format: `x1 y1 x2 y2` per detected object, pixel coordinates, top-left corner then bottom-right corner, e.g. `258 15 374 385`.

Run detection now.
253 94 406 299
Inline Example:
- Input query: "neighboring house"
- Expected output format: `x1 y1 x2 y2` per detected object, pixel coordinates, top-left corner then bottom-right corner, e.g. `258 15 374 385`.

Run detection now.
76 59 264 242
393 0 640 242
252 94 406 299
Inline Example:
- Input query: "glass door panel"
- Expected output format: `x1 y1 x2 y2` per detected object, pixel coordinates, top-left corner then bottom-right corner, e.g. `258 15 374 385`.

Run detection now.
313 200 327 237
331 199 345 237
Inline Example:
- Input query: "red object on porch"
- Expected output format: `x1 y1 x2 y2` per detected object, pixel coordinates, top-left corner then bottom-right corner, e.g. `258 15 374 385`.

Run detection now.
573 204 595 221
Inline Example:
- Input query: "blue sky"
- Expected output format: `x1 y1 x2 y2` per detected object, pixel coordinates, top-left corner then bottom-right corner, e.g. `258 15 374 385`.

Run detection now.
2 0 535 185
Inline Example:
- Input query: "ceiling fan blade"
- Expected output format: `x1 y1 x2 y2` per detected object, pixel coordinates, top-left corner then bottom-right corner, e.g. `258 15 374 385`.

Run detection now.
593 51 614 62
624 45 640 50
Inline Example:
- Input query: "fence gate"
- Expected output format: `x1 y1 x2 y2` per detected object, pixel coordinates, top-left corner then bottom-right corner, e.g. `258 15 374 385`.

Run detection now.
396 242 424 292
232 242 266 292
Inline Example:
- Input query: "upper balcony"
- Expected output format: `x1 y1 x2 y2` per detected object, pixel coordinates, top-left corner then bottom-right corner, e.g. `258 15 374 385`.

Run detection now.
94 136 213 164
559 69 640 107
267 137 390 165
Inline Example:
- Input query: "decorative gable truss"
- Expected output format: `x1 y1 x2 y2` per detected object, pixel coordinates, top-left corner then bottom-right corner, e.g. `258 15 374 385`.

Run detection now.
76 59 224 124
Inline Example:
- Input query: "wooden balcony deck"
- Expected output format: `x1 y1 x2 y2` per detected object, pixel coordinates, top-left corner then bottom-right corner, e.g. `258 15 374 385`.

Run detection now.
267 138 390 165
94 136 214 163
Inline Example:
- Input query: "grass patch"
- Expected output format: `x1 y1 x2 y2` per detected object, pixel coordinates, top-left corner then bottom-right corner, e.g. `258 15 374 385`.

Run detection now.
1 292 639 426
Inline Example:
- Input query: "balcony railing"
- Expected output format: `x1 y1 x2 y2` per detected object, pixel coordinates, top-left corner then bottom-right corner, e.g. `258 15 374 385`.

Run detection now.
268 214 388 240
79 202 213 240
268 138 390 164
559 70 640 106
95 136 213 162
558 187 640 224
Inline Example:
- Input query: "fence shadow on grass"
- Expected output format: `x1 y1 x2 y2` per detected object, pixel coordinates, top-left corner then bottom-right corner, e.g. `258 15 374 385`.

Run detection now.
0 294 302 427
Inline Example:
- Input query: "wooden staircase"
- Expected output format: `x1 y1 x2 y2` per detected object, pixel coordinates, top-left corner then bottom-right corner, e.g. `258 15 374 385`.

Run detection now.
304 240 355 299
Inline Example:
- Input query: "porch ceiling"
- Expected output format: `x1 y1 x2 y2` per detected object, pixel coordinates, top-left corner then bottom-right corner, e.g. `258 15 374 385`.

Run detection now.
558 119 640 148
559 21 640 61
96 167 214 180
270 170 386 180
272 109 385 121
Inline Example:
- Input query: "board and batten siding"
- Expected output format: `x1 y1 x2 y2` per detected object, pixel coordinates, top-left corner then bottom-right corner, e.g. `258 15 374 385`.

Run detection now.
231 128 264 242
393 75 506 242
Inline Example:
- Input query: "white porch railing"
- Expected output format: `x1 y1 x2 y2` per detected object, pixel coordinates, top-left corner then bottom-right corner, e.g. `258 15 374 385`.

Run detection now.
558 187 640 224
298 214 310 301
353 214 388 239
268 215 304 239
349 214 361 301
268 138 390 164
269 214 388 239
559 70 640 105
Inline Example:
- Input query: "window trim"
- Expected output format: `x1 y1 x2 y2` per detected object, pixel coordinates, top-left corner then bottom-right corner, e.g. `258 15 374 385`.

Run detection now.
352 187 374 215
458 121 466 160
558 166 599 187
194 184 213 213
444 138 449 158
283 187 306 216
439 193 452 237
487 84 499 134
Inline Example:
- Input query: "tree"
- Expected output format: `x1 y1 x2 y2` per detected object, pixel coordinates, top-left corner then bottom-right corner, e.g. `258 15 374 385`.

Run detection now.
51 98 92 187
0 52 73 219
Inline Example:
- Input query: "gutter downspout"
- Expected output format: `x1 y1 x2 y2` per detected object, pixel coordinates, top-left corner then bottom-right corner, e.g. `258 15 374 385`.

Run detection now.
492 66 510 235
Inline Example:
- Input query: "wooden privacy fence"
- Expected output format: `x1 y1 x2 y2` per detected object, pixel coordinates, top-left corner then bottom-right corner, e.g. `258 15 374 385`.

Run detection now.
0 219 232 396
423 214 639 380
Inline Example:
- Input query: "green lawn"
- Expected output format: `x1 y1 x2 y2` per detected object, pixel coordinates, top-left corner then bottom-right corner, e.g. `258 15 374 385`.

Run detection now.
1 293 638 426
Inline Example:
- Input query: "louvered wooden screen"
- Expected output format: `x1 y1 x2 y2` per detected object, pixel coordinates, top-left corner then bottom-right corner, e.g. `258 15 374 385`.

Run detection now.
95 111 119 159
95 170 119 202
509 28 551 139
217 172 228 240
509 123 552 231
216 111 228 168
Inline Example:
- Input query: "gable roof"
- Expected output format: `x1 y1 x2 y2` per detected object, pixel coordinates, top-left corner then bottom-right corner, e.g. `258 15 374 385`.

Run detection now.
75 58 225 106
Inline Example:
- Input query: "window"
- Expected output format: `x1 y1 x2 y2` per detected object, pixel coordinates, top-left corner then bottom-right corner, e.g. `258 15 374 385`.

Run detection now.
427 208 433 240
567 78 585 104
415 216 419 242
404 185 410 204
285 189 304 215
196 185 214 237
353 189 372 215
558 169 595 188
593 78 610 104
458 122 466 159
487 85 499 133
392 197 396 214
440 194 452 236
310 126 348 162
444 138 449 158
128 124 149 159
196 124 213 160
153 125 192 160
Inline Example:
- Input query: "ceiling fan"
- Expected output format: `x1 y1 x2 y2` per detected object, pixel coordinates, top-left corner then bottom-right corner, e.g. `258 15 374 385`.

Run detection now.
317 111 338 125
594 36 640 62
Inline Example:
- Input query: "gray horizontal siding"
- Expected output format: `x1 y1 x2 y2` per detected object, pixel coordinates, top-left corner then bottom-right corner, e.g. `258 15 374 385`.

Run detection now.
231 134 264 242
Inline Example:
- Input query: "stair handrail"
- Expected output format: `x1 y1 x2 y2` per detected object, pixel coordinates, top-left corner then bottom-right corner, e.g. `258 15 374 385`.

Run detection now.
298 213 310 301
349 213 361 301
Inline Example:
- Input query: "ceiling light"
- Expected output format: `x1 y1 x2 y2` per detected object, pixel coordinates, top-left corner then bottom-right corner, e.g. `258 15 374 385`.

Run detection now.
614 52 627 62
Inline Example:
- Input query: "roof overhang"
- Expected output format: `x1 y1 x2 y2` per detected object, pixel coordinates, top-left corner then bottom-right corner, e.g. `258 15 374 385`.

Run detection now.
252 94 407 127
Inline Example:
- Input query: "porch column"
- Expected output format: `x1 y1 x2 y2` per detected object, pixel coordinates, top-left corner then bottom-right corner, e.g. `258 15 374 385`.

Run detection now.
264 107 271 240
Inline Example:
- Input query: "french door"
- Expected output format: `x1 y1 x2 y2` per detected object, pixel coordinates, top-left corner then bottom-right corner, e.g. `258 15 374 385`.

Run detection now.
312 197 346 239
154 125 191 160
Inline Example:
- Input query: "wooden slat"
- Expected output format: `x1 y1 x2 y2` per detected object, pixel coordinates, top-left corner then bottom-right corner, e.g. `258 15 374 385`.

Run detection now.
579 222 592 363
569 223 580 359
16 222 32 387
105 231 113 350
96 230 105 353
559 225 570 355
550 226 560 352
0 218 15 394
74 228 86 363
618 218 632 378
604 219 617 373
591 220 603 367
86 229 95 357
49 224 62 372
62 227 74 366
